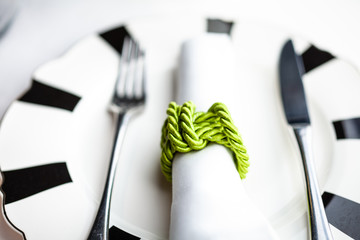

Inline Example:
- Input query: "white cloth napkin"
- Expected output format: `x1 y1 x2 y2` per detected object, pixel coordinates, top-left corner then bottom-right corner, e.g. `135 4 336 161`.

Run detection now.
169 33 279 240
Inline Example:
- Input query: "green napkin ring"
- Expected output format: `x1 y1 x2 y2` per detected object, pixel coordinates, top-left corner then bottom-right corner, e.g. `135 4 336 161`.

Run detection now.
160 101 249 182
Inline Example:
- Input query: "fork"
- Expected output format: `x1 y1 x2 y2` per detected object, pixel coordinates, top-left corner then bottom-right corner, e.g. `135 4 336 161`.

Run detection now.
88 37 146 240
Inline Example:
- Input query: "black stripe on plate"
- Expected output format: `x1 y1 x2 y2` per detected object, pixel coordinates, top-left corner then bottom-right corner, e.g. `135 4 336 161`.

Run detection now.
333 117 360 139
19 80 81 111
322 192 360 239
109 226 140 240
1 162 72 204
207 19 234 35
301 45 335 73
100 26 131 55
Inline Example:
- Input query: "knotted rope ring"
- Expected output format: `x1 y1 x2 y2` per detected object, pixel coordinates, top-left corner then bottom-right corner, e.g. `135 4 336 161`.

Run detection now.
160 101 249 182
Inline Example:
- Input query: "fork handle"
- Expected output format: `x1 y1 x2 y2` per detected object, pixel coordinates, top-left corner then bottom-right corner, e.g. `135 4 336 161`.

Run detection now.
293 125 333 240
88 112 130 240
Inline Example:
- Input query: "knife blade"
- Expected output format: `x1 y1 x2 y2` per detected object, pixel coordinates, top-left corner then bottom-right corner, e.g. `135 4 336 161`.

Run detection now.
279 40 309 125
279 39 333 240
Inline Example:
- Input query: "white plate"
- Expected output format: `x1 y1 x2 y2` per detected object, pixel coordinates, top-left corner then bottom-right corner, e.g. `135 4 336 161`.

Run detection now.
0 15 360 240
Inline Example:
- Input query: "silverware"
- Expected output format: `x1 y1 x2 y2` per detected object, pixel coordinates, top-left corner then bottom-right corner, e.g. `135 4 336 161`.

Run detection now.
279 39 333 240
88 37 146 240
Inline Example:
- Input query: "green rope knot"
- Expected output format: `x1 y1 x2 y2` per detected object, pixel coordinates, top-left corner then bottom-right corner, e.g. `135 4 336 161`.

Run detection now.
160 101 249 182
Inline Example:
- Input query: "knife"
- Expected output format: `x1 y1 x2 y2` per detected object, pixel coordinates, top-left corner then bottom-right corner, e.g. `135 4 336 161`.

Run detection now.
279 39 333 240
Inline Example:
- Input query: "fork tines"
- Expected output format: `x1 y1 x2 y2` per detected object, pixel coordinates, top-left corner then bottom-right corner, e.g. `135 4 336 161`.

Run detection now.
112 36 146 111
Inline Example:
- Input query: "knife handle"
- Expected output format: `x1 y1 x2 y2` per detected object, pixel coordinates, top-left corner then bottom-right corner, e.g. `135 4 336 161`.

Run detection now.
293 125 333 240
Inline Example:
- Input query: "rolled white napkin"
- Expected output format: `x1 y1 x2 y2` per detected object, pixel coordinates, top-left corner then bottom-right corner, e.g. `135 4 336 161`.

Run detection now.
169 33 279 240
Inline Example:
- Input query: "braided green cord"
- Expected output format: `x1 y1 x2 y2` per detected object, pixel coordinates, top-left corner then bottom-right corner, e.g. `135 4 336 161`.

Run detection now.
160 101 249 182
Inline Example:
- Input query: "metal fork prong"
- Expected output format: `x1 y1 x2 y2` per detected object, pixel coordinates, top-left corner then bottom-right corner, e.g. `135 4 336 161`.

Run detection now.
125 39 139 98
140 51 146 100
116 37 133 98
132 43 144 99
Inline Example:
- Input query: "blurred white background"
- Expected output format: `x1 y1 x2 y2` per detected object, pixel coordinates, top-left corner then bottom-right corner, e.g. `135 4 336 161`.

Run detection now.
0 0 359 119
